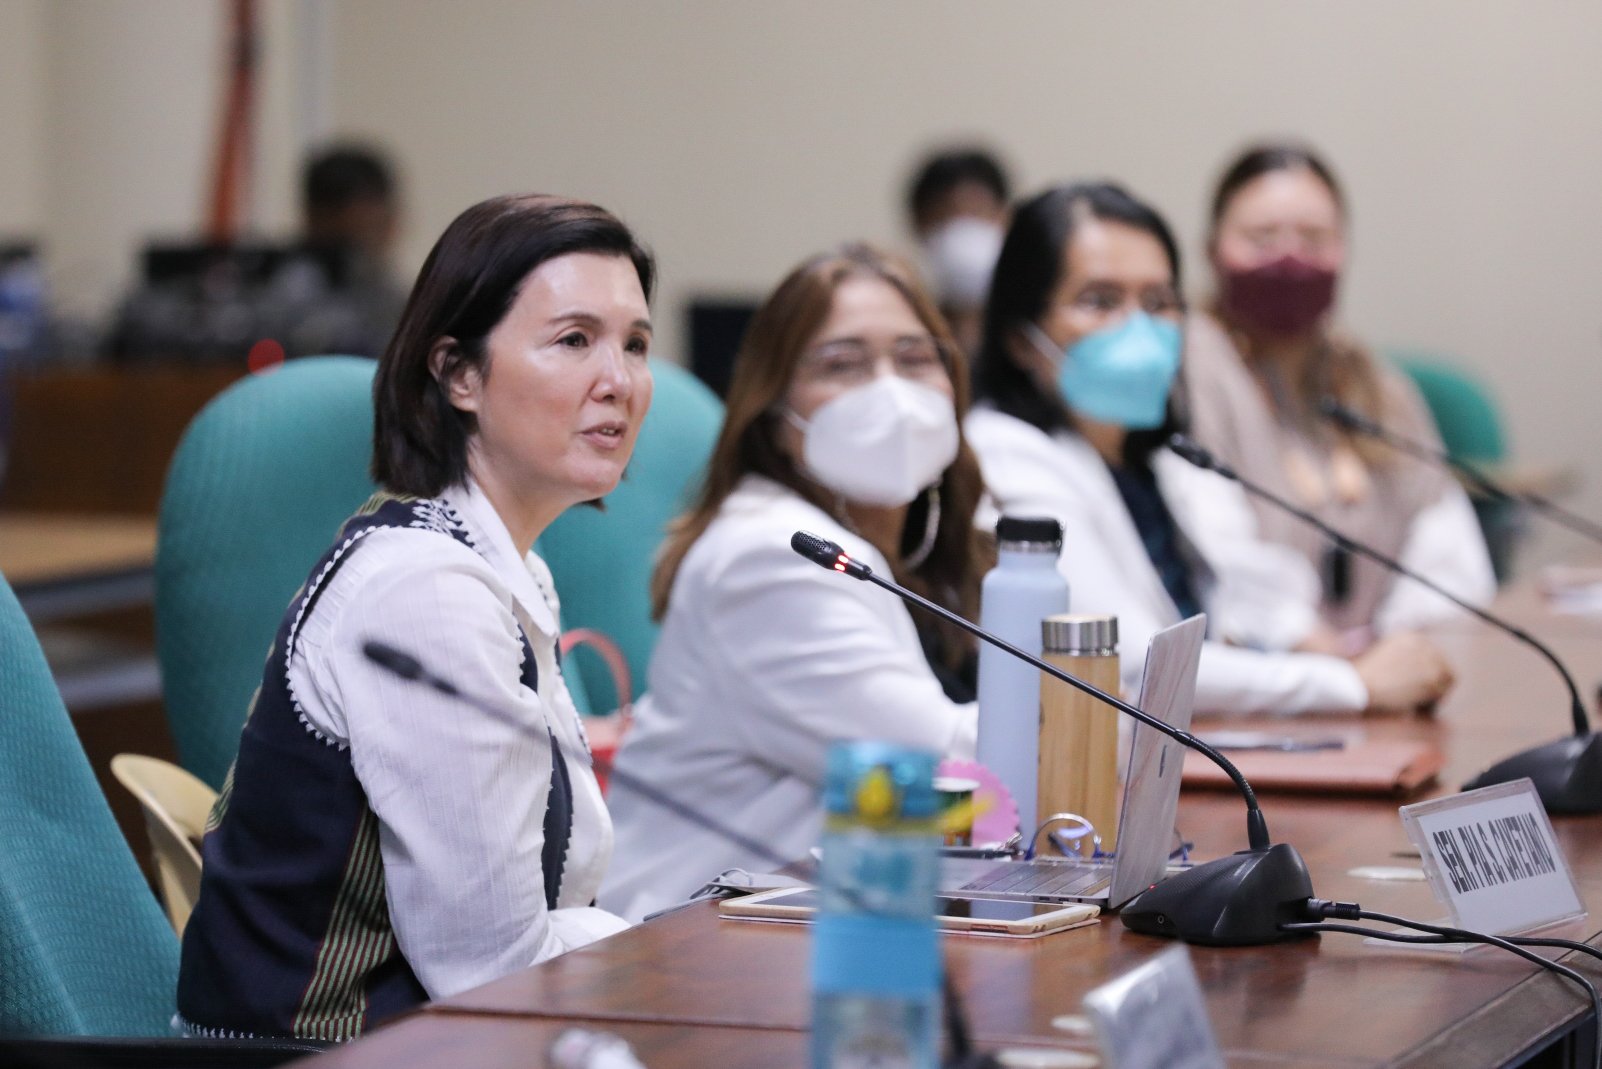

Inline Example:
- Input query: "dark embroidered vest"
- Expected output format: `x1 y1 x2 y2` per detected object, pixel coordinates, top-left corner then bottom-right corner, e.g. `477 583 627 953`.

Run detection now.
177 495 573 1041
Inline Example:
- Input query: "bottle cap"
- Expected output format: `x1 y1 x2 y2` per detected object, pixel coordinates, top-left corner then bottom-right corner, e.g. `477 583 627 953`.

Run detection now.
1042 613 1118 654
823 741 939 823
996 515 1063 549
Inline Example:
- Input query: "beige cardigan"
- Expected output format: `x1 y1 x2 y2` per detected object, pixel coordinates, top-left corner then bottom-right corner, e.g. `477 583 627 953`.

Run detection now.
1183 312 1494 636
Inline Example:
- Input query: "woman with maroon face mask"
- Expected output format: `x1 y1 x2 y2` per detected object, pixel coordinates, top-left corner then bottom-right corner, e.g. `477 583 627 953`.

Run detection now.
1185 143 1494 654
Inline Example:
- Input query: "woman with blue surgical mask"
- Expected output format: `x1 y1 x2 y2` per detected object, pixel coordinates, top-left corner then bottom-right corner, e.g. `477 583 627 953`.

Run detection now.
966 182 1455 717
601 244 990 921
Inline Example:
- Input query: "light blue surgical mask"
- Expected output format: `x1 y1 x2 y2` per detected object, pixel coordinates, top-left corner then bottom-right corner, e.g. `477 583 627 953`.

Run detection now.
1027 313 1182 429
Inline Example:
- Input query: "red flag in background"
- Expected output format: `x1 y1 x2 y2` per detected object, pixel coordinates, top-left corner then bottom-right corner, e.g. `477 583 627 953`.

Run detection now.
205 0 259 242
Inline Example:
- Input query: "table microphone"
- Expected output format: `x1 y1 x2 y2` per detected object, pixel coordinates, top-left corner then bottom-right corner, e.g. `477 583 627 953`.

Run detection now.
1165 433 1602 815
789 530 1318 946
1320 397 1602 548
359 639 1000 1069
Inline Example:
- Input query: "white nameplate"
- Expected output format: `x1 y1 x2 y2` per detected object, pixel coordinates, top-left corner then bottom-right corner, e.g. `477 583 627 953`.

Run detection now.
1082 944 1225 1069
1400 777 1585 936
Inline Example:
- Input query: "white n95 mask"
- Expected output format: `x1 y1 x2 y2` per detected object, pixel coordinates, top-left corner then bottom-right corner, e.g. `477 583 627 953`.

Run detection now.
922 217 1004 309
789 376 960 507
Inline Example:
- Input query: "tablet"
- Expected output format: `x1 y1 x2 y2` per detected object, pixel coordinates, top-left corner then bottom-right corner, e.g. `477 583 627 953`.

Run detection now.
719 886 1100 936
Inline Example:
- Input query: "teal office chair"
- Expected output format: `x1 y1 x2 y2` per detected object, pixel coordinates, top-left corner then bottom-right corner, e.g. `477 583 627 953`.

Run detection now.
538 360 723 713
0 574 316 1062
155 357 378 790
1390 351 1519 580
158 356 597 783
1390 352 1507 465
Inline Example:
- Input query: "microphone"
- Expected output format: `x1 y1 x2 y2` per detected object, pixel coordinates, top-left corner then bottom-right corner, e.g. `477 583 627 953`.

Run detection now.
360 639 999 1069
1166 434 1602 815
1320 397 1602 548
790 530 1318 947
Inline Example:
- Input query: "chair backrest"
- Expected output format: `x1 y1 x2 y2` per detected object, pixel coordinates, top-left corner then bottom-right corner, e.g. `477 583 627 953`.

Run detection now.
537 360 723 711
0 576 179 1037
155 357 377 789
1389 351 1507 464
109 755 216 937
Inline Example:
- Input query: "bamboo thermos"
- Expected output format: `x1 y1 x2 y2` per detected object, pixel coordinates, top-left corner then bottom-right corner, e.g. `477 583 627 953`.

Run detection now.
1038 613 1121 855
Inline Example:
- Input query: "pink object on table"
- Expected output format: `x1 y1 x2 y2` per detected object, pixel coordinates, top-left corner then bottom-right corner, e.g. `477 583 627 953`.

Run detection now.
937 758 1020 846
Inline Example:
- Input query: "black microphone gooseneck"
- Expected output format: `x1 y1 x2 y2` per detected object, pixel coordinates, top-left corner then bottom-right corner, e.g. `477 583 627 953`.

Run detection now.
360 639 998 1069
789 530 1320 946
790 531 1268 847
1166 433 1602 814
1320 397 1602 548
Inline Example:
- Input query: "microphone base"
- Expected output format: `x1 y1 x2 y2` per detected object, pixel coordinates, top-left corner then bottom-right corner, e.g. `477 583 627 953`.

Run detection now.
944 1054 1001 1069
1462 732 1602 815
1118 843 1315 946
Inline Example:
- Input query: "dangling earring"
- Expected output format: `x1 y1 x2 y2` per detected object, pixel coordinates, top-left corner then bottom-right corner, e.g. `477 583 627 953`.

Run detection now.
903 485 941 570
831 493 861 537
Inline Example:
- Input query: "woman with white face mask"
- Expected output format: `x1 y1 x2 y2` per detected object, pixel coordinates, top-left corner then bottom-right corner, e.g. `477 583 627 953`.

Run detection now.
907 146 1011 356
965 181 1457 719
601 244 988 921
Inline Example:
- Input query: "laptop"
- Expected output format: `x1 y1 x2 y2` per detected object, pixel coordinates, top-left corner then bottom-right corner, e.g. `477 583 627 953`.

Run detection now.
940 614 1206 909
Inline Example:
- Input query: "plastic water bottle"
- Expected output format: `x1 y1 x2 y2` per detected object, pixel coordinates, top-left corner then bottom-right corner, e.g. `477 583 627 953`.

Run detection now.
812 741 941 1069
976 516 1068 842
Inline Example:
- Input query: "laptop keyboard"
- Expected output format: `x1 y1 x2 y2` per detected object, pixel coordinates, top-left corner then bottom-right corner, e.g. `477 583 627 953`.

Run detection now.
958 861 1110 898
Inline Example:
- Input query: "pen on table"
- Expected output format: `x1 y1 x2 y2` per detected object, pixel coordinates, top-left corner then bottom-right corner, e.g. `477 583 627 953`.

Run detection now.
1204 735 1347 754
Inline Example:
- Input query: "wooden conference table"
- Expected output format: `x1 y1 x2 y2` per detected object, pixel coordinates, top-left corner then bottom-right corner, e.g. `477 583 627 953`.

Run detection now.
299 584 1602 1069
0 511 158 623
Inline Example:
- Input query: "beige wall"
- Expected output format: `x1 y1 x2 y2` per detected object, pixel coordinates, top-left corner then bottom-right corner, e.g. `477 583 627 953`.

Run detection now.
0 1 46 238
40 0 226 317
321 0 1602 545
4 1 1601 553
0 0 313 318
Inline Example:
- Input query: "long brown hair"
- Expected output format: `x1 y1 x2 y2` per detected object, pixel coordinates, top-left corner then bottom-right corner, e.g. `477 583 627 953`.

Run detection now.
652 243 990 670
1207 142 1393 467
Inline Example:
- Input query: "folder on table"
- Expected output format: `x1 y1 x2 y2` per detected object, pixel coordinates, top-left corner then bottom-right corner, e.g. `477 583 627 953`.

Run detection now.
1182 738 1443 796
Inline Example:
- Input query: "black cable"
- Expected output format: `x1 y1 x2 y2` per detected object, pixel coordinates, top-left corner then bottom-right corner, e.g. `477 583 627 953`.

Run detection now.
1358 907 1602 967
1502 937 1602 966
1284 917 1601 1069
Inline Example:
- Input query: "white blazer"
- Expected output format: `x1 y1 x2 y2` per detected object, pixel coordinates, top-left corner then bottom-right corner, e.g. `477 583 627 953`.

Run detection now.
600 475 978 921
965 407 1368 717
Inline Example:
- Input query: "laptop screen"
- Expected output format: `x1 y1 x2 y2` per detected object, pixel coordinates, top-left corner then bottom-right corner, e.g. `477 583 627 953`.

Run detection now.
1106 614 1206 907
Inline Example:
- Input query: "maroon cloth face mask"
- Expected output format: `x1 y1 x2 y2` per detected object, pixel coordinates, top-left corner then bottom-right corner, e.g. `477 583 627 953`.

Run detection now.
1218 255 1338 337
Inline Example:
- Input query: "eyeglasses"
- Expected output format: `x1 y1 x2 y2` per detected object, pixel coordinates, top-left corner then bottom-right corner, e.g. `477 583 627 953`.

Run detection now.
1229 222 1341 260
796 337 950 387
1064 287 1184 319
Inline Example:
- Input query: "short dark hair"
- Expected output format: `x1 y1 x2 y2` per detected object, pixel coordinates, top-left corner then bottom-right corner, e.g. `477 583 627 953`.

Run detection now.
974 181 1183 461
1209 141 1345 229
371 194 655 497
303 144 395 216
906 147 1011 230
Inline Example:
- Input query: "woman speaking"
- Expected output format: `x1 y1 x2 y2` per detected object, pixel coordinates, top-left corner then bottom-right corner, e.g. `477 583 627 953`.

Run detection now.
178 195 652 1039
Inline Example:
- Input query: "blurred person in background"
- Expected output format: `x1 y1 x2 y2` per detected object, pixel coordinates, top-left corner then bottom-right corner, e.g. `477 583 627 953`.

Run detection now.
966 180 1455 717
906 145 1011 357
1185 143 1494 647
602 243 988 921
107 142 406 362
283 141 409 355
